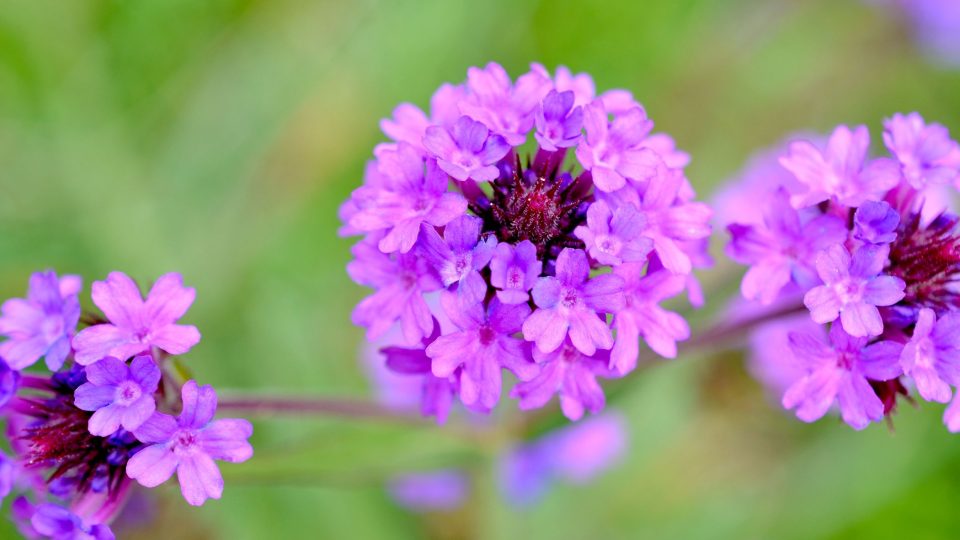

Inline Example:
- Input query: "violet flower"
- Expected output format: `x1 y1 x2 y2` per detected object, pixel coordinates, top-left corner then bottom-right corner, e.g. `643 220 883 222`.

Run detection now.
426 295 537 411
126 380 253 506
534 90 583 151
382 333 459 424
29 502 115 540
726 188 847 305
782 325 903 430
576 100 657 192
853 200 900 245
0 358 20 408
423 116 511 182
511 339 616 421
574 200 652 266
418 215 497 296
779 125 901 208
459 62 551 146
899 308 960 403
73 355 161 436
803 244 905 337
388 471 469 512
610 266 690 374
522 249 625 356
72 272 200 366
882 112 960 190
349 238 442 345
488 241 542 305
348 144 468 253
0 270 81 371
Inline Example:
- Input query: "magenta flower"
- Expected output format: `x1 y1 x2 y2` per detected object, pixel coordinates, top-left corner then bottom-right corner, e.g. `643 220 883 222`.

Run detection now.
726 188 847 305
534 90 583 151
126 380 253 506
900 308 960 403
882 112 960 190
803 245 905 337
574 200 651 266
426 295 536 411
28 502 115 540
72 272 200 366
610 266 690 374
418 215 497 295
522 249 624 355
531 64 595 107
424 116 510 182
0 270 81 371
348 144 468 253
488 241 542 305
782 325 903 430
459 62 551 146
576 100 657 192
349 238 442 345
73 355 161 436
780 125 901 208
511 339 616 421
634 164 713 274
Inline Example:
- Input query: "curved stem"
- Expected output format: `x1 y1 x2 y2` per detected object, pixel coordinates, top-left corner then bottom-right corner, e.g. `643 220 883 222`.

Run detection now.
217 396 425 423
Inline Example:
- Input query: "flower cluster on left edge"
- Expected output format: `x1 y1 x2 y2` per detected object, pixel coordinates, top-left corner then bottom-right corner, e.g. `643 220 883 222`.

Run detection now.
0 270 253 538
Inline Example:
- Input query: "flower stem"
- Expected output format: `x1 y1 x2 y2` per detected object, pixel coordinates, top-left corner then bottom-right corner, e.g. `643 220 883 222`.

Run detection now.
216 395 425 423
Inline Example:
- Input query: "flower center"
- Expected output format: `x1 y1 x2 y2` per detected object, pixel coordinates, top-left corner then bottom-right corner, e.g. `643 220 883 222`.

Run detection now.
478 325 497 346
115 381 142 406
506 267 524 289
560 287 580 309
596 234 622 255
172 430 200 455
834 279 864 304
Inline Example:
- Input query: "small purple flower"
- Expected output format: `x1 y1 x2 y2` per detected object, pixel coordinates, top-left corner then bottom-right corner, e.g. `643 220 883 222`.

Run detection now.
534 90 583 152
418 215 497 296
72 272 200 366
573 200 651 266
853 200 900 245
29 503 115 540
610 266 690 374
634 164 713 275
388 471 469 512
459 62 551 146
727 188 847 305
423 116 510 182
426 295 537 411
349 238 442 345
780 125 901 208
488 240 542 305
382 333 458 424
522 249 625 355
900 308 960 403
0 450 13 505
0 357 20 408
498 413 626 506
803 244 905 337
511 339 616 421
73 355 161 436
532 63 595 107
348 144 468 253
883 112 960 190
782 324 903 430
0 270 81 371
126 380 253 506
576 100 657 192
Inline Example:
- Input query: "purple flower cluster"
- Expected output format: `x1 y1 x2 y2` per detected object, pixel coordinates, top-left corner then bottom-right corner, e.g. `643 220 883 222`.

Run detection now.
0 270 253 534
342 62 712 422
724 113 960 430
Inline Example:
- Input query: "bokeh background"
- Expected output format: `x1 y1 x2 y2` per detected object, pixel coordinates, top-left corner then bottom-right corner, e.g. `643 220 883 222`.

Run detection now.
2 0 960 538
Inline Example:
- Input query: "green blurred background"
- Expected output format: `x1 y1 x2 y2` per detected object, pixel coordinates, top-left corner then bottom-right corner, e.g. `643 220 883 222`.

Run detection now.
2 0 960 538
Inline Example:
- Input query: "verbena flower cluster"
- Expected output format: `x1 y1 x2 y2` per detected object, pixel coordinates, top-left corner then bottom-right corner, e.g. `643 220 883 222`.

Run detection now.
0 271 253 537
724 113 960 430
341 62 712 422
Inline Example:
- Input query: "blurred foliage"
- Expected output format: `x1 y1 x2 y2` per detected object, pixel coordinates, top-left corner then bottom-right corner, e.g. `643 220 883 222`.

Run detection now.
1 0 960 538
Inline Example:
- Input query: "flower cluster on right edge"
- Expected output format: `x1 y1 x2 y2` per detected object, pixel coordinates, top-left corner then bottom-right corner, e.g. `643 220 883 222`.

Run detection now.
724 113 960 430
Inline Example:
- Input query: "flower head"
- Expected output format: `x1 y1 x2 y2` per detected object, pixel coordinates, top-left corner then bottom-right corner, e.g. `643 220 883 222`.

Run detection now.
0 271 81 371
72 272 200 366
343 62 711 420
127 381 253 506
